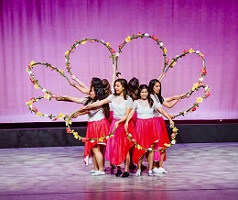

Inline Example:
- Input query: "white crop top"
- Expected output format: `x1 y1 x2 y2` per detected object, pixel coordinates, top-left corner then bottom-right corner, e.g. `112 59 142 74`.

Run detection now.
133 99 159 119
82 97 105 122
106 94 133 119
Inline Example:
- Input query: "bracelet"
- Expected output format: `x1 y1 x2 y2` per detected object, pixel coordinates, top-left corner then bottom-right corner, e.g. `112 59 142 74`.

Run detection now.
116 72 121 77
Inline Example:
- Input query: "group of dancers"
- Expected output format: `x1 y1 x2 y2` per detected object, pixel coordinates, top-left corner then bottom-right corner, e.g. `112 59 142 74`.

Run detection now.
56 67 185 177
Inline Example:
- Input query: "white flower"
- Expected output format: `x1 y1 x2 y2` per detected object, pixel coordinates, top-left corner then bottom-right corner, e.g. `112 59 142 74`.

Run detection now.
171 140 176 145
199 77 203 82
159 42 163 47
196 50 200 54
127 133 132 138
90 140 95 143
42 88 46 93
144 33 149 37
44 114 49 117
115 52 120 57
148 148 152 151
205 85 209 91
176 55 179 58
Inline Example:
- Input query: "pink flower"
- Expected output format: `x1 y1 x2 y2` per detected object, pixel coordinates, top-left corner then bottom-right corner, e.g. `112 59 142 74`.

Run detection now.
131 139 136 143
205 91 210 97
201 68 207 75
30 77 35 84
152 35 158 41
66 127 71 134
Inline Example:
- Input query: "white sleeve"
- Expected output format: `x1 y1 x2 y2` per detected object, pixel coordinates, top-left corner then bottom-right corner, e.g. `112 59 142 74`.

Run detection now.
126 96 133 109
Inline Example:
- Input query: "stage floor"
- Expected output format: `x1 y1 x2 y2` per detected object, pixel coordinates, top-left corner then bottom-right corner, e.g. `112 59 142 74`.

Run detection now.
0 143 238 200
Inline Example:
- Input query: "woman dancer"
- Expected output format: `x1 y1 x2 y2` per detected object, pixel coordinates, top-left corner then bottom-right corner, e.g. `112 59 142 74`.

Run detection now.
81 78 133 178
148 79 184 174
125 84 174 176
57 79 110 176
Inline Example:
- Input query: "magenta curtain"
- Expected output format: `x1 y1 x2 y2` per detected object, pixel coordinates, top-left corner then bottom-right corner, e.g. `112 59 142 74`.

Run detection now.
0 0 237 123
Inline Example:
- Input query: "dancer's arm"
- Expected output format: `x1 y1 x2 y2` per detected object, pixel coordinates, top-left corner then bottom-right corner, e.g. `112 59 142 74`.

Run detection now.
163 94 185 108
81 98 110 110
56 95 84 104
156 107 174 127
124 109 135 131
157 72 166 82
114 108 132 129
70 75 90 95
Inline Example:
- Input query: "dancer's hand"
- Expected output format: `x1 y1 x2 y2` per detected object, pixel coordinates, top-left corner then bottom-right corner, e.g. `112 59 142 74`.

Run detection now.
169 120 174 128
114 121 119 129
124 122 128 131
71 74 77 80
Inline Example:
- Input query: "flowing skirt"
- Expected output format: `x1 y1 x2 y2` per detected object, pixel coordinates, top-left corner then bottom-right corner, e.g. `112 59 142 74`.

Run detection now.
153 116 170 161
84 118 110 165
132 118 159 164
105 118 134 165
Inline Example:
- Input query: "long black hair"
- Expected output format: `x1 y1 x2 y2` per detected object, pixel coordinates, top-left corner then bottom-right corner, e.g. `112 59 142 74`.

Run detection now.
148 79 164 104
128 77 139 100
138 84 154 108
113 78 128 100
85 78 110 119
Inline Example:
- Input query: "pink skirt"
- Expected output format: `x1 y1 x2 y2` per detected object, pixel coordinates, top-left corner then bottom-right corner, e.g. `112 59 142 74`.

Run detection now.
132 118 159 164
153 116 170 161
84 118 110 165
105 118 134 165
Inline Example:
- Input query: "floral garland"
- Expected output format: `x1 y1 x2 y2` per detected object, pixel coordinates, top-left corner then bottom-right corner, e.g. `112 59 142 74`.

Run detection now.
64 38 116 76
63 108 179 149
26 33 210 149
115 32 167 70
163 48 210 118
26 61 69 121
126 124 179 151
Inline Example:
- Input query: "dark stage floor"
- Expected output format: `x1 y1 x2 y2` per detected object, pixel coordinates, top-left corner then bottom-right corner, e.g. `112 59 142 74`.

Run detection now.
0 143 238 200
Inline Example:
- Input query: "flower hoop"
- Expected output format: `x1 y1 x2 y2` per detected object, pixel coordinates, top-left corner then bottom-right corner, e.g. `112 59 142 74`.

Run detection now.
64 110 115 142
115 32 167 71
162 48 210 118
26 61 70 121
64 38 116 76
126 124 179 151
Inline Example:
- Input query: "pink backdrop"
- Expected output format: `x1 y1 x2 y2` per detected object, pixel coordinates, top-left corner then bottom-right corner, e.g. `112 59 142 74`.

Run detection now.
0 0 237 123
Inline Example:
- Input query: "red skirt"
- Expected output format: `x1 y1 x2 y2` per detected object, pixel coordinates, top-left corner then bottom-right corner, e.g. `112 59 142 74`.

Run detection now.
132 118 159 164
84 118 110 165
105 118 134 165
153 116 170 161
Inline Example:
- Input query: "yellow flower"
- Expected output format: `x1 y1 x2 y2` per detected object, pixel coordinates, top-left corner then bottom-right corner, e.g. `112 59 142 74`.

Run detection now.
26 101 33 106
36 112 43 116
80 40 87 45
57 112 65 119
106 42 110 47
172 127 178 133
196 97 203 103
189 48 194 53
34 84 39 89
58 69 64 75
98 137 104 142
164 143 171 148
192 83 199 91
65 50 69 56
136 145 143 150
171 60 177 67
163 47 167 54
29 60 35 66
44 93 50 99
125 36 131 43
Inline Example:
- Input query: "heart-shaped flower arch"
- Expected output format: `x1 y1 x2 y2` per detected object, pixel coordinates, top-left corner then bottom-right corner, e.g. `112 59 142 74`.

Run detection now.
26 33 210 149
